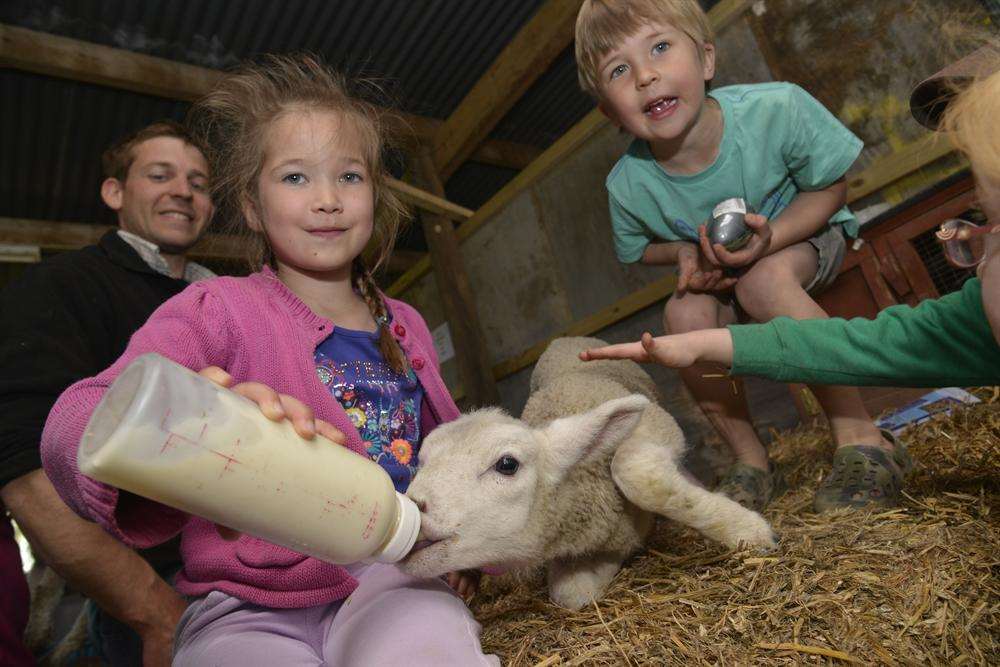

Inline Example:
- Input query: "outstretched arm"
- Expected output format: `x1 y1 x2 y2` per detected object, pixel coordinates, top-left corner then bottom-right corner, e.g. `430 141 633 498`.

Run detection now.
2 471 186 667
579 330 734 368
582 278 1000 388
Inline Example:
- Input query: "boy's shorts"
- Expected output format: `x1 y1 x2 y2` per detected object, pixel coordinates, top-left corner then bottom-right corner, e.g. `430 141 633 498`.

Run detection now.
729 224 847 323
803 223 847 295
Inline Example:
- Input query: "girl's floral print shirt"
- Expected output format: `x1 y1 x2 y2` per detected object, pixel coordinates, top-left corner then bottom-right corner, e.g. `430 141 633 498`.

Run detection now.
314 324 424 492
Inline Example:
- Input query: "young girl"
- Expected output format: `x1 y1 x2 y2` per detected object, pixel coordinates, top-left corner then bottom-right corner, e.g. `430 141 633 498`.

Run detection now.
40 55 498 666
582 47 1000 508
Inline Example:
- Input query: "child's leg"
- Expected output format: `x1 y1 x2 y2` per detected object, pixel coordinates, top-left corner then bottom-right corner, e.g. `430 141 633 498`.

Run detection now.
663 292 770 471
172 591 332 666
322 563 499 666
733 241 888 451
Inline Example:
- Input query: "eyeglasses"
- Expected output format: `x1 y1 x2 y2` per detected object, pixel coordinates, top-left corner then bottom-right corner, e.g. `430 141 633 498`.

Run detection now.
935 218 999 268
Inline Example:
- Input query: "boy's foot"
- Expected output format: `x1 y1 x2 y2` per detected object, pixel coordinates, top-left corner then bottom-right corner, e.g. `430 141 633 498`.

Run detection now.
716 462 777 512
813 431 914 513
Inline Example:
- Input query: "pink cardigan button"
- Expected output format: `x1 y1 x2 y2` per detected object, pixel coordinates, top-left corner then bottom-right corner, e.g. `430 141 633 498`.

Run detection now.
411 358 425 371
394 323 406 337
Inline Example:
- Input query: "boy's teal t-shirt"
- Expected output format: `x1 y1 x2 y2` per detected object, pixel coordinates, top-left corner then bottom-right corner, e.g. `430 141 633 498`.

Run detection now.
606 82 863 263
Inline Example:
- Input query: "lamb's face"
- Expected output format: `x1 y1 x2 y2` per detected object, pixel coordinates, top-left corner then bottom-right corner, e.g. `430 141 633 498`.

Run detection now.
401 409 547 577
400 396 650 578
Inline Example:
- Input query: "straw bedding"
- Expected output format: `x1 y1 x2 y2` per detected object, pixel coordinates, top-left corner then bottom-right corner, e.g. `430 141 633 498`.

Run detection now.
472 393 1000 665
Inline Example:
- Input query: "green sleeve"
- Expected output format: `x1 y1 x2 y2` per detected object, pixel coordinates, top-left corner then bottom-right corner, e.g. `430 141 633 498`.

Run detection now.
728 279 1000 386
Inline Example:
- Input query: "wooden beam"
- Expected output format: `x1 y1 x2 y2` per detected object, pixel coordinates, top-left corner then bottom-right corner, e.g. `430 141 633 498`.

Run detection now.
0 217 420 273
0 217 243 260
0 23 539 171
846 135 960 202
708 0 758 34
386 176 473 221
411 149 499 407
468 139 543 171
388 108 608 296
432 0 582 179
492 274 679 380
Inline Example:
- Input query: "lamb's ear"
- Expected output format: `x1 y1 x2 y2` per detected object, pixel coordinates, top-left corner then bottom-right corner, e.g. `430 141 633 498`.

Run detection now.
540 395 649 483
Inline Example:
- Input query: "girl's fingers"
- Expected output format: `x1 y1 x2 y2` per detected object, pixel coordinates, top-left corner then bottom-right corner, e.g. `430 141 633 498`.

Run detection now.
200 373 337 445
198 366 234 388
314 418 348 445
276 393 317 440
744 212 769 229
230 382 286 420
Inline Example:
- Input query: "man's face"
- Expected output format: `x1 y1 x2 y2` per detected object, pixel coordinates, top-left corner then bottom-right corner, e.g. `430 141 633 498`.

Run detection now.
102 136 213 254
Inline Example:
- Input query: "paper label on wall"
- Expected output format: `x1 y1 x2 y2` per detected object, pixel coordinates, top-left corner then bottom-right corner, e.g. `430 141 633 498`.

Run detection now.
432 322 456 363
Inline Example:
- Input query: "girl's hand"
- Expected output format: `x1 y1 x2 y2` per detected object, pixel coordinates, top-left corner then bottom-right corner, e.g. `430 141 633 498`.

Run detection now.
198 367 346 444
579 332 700 368
677 244 738 295
699 213 772 269
446 570 481 601
197 367 348 542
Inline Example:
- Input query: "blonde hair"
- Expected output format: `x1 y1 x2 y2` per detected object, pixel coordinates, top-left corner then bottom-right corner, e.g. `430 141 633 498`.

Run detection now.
575 0 713 97
188 54 411 374
940 56 1000 188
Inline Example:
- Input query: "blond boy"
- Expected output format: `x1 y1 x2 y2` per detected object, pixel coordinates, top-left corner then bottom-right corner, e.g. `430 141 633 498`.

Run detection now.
575 0 908 512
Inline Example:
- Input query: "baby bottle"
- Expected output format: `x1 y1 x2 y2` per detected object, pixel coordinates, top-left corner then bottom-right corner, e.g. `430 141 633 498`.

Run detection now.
78 353 420 564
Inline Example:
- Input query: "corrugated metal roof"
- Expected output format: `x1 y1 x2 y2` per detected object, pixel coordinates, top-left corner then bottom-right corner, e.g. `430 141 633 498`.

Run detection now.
0 68 189 225
0 0 721 253
1 0 547 119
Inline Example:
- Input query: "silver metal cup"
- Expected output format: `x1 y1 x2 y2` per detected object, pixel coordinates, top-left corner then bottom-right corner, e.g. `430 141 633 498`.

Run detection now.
707 197 752 251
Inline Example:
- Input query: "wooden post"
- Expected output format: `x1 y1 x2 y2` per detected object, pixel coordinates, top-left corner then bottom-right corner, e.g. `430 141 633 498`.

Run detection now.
412 148 500 407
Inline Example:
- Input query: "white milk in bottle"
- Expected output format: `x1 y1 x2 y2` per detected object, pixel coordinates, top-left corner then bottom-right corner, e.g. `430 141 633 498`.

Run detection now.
78 353 419 564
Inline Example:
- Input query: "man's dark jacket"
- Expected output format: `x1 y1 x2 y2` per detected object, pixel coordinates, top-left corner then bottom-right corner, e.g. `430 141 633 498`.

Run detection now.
0 231 191 487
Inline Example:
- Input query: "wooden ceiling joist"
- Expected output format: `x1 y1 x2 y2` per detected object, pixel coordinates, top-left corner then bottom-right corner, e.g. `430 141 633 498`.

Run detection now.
431 0 582 180
0 23 541 171
0 217 422 274
386 176 473 222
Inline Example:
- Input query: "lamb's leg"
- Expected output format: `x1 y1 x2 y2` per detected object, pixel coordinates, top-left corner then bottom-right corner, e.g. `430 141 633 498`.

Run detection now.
546 552 626 610
611 439 777 550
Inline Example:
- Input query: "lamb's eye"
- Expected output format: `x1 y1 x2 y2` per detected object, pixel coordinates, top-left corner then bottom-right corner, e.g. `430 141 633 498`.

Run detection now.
494 456 519 476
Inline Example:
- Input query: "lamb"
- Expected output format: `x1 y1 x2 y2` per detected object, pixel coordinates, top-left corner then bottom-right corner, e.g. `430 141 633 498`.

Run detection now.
401 336 777 610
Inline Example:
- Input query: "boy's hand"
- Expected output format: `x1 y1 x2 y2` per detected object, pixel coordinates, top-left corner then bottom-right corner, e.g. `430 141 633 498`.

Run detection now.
677 244 738 295
579 332 700 368
699 213 772 269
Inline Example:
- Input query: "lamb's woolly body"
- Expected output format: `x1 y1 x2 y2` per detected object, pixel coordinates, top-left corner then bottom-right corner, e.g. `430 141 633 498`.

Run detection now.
523 353 669 564
404 337 775 609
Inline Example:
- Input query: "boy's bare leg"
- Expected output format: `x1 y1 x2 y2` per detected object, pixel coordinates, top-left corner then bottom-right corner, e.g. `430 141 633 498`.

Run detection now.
734 242 889 451
663 291 770 470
